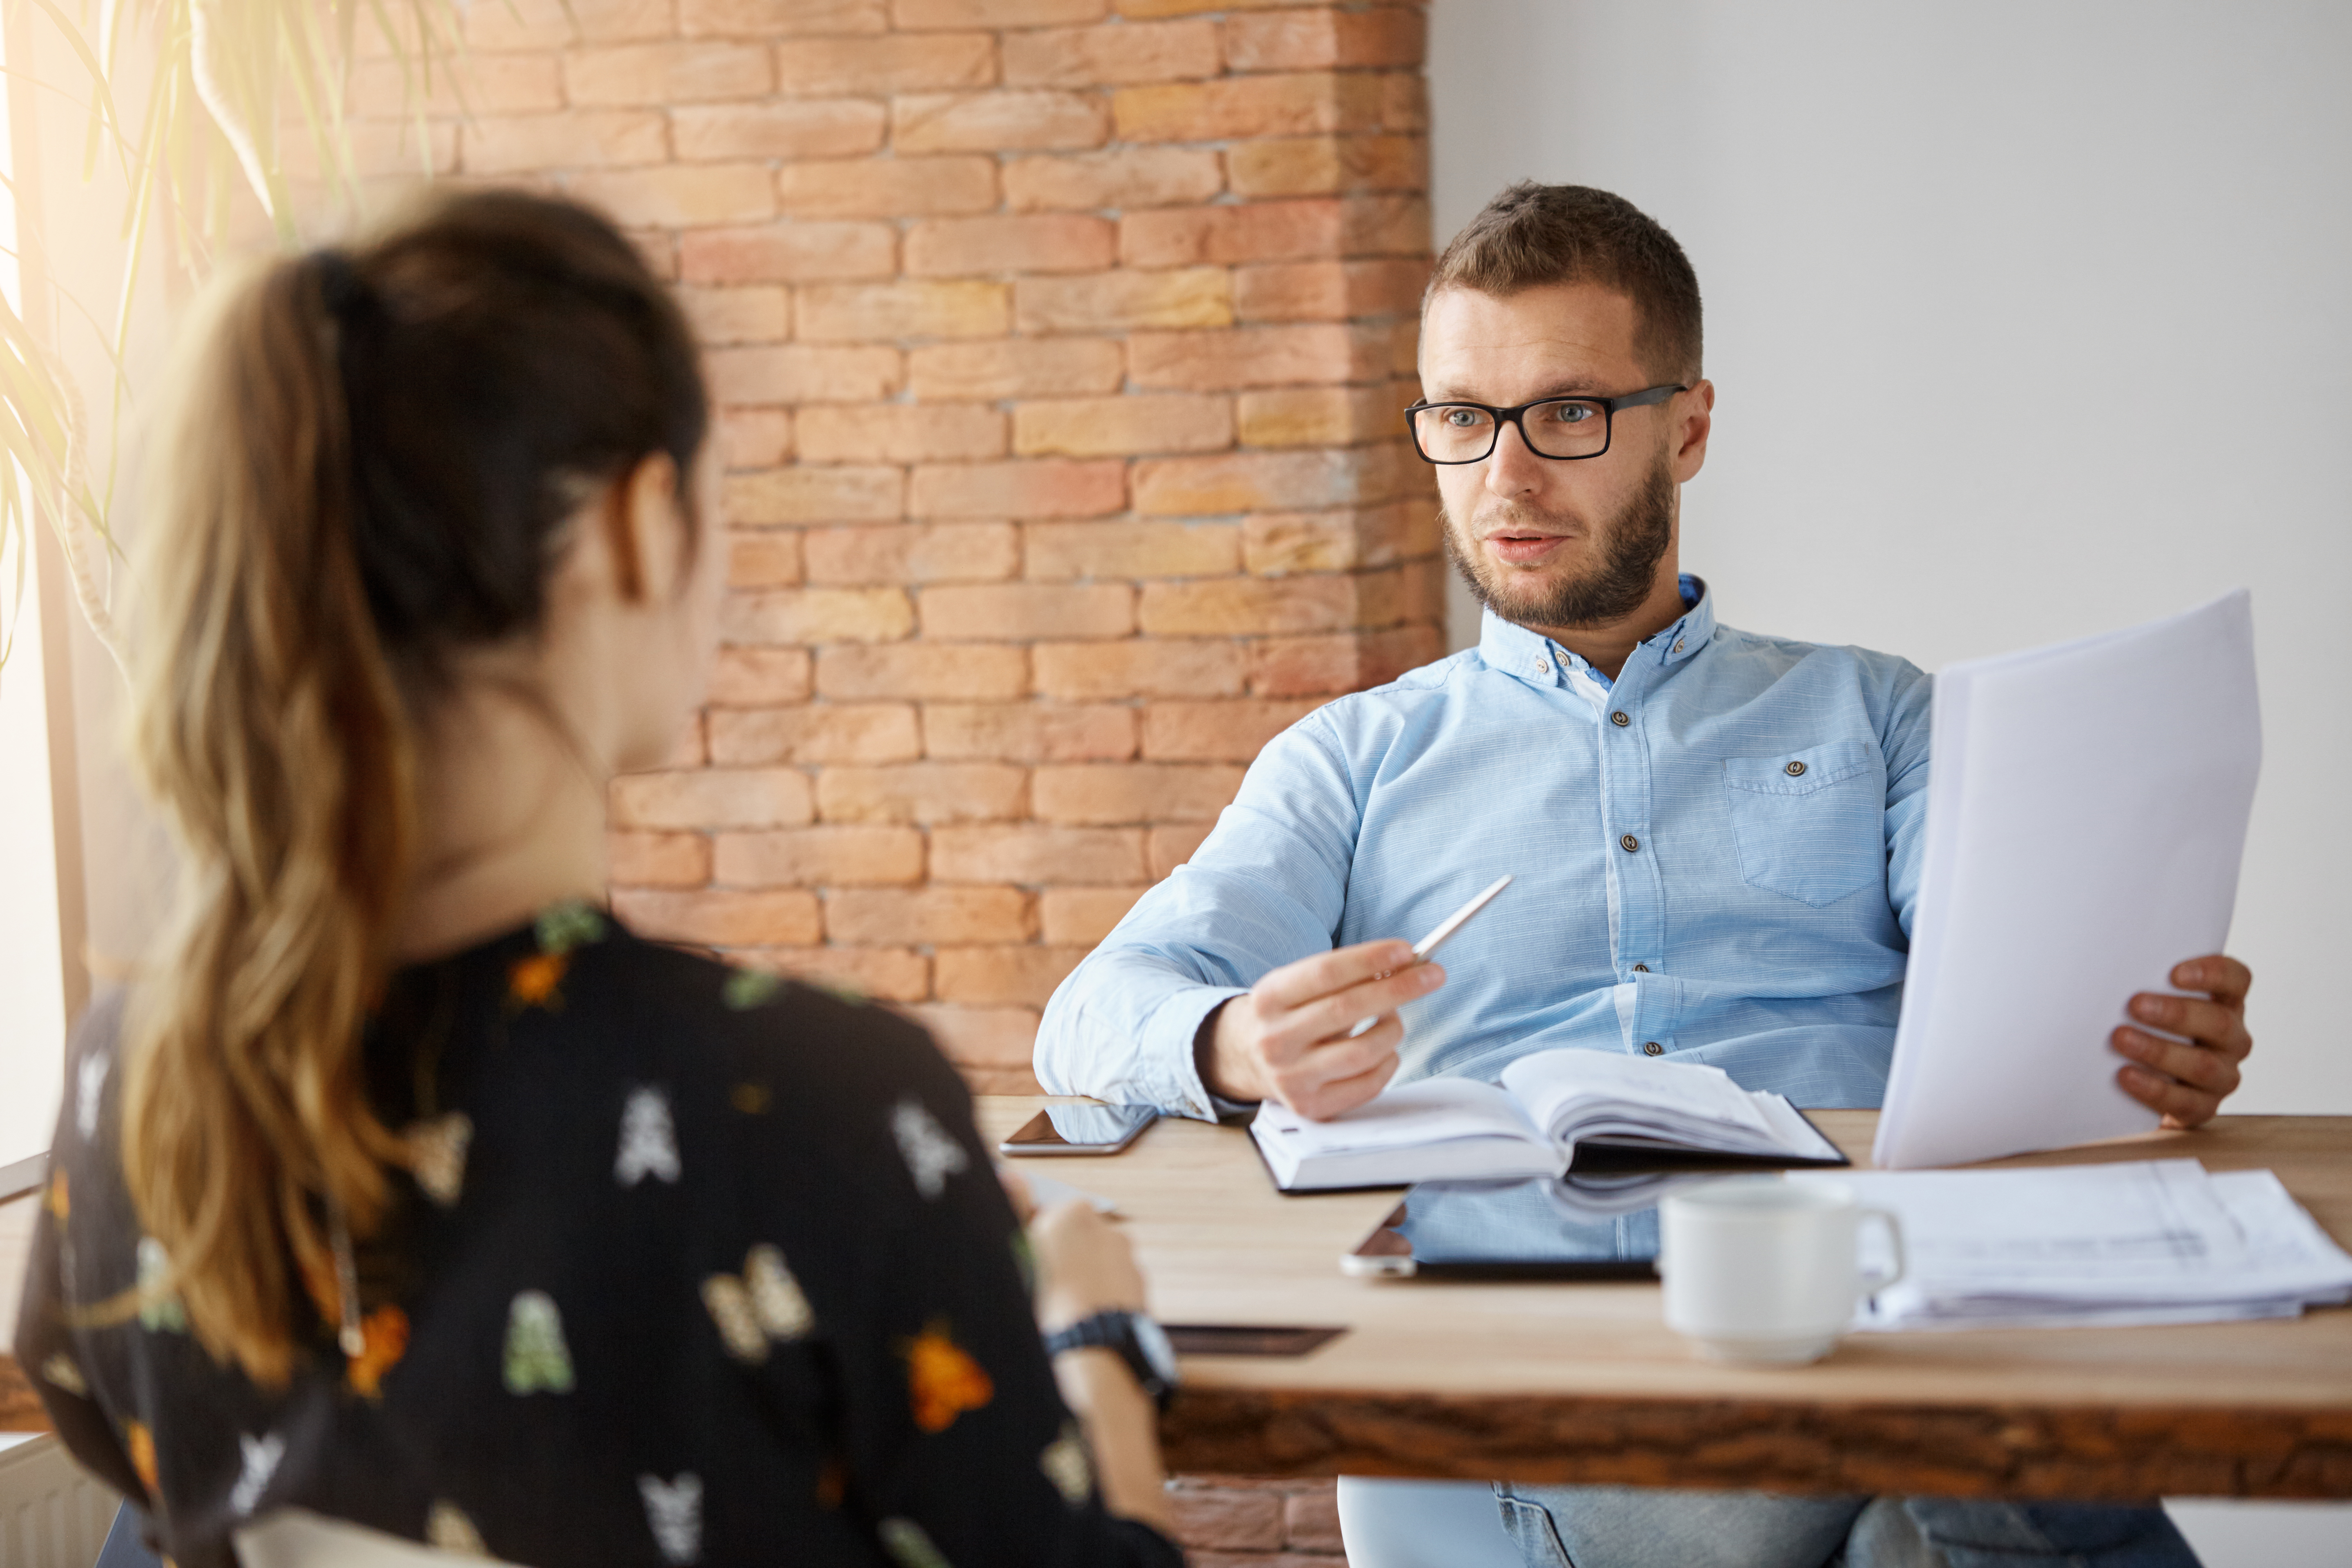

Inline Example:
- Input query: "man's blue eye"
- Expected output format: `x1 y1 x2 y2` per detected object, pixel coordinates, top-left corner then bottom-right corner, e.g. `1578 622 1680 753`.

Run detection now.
1442 408 1487 429
1543 402 1597 423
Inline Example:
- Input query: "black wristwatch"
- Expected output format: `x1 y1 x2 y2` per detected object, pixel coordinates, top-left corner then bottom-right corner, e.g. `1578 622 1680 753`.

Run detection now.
1042 1310 1179 1411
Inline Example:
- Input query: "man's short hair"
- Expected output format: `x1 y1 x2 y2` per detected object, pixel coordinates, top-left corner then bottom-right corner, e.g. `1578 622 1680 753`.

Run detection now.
1427 183 1703 383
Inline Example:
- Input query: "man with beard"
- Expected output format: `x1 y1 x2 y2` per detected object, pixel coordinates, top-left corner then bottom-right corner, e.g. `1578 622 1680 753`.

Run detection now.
1034 184 2243 1566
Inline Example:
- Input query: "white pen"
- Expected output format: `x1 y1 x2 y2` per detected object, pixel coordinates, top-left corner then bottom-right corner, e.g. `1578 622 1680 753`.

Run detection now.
1345 873 1514 1038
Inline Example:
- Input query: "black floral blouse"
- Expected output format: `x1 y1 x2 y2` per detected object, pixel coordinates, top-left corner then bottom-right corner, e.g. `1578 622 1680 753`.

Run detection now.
13 905 1181 1568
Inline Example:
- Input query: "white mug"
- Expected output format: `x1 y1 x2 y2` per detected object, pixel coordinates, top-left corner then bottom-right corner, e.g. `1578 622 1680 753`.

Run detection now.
1658 1176 1905 1365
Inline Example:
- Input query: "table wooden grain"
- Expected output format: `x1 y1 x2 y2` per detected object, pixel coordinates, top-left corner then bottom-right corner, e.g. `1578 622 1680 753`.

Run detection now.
978 1102 2352 1500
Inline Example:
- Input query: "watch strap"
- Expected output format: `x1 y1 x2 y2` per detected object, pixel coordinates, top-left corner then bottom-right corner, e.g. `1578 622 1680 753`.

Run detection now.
1042 1310 1174 1410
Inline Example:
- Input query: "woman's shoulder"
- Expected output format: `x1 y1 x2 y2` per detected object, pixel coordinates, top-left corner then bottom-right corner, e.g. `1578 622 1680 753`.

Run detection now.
570 916 970 1127
561 921 984 1226
606 922 934 1053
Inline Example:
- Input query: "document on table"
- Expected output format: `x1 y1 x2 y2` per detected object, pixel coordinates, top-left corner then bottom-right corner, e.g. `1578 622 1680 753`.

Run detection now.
1018 1170 1120 1216
1838 1160 2352 1332
1873 590 2262 1170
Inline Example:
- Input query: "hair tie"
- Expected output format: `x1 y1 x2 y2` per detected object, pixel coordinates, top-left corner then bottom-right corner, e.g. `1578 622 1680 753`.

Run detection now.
312 249 371 322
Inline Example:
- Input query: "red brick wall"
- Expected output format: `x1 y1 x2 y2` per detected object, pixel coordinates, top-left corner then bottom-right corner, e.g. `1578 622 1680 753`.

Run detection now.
353 3 1442 1552
1172 1475 1349 1564
412 0 1449 1097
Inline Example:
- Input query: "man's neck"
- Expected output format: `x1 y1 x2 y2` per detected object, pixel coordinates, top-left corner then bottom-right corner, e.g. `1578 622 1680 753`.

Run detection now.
1519 565 1692 682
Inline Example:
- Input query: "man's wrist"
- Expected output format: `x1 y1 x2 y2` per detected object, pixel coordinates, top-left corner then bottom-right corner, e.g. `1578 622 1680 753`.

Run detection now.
1193 998 1259 1103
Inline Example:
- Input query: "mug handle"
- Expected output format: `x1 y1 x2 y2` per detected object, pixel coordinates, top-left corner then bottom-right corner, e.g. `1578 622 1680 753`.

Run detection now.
1857 1207 1906 1296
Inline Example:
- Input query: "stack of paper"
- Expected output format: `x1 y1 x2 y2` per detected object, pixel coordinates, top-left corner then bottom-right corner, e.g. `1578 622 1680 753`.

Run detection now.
1835 1162 2352 1332
1874 590 2262 1170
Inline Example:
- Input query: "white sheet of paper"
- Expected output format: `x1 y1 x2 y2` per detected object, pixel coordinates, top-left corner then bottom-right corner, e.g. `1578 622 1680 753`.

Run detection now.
1840 1160 2352 1331
1019 1170 1120 1216
1873 590 2261 1169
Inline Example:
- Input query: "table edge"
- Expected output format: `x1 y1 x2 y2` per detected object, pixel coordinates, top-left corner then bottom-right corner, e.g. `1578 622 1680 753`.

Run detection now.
1160 1384 2352 1499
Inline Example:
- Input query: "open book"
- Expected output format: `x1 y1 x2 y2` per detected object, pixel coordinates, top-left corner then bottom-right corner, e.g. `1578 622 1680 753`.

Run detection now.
1251 1049 1848 1192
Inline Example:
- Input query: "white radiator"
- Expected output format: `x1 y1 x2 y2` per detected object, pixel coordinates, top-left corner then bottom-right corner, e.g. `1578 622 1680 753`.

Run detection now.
0 1436 119 1568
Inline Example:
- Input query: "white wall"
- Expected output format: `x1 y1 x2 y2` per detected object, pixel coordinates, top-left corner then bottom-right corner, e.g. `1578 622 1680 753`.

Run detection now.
1429 0 2352 1117
0 520 69 1176
0 17 71 1180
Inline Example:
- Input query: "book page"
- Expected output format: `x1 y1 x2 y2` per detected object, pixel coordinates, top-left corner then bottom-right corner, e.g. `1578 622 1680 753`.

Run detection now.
1253 1078 1542 1157
1749 1093 1843 1161
1499 1049 1775 1149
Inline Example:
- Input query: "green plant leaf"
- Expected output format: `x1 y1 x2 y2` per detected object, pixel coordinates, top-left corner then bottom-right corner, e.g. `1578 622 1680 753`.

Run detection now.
0 0 474 669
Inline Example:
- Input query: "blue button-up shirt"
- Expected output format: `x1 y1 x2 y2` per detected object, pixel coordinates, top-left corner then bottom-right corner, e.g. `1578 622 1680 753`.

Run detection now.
1034 579 1935 1120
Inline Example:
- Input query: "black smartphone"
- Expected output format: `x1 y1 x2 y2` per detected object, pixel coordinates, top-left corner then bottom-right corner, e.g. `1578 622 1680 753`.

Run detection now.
1000 1103 1158 1156
1162 1323 1348 1357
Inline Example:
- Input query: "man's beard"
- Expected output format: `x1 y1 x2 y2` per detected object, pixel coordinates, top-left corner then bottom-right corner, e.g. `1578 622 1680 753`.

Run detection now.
1441 453 1675 630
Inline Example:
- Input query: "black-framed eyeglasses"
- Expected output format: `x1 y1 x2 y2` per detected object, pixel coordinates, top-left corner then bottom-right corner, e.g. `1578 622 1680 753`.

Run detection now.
1403 383 1688 464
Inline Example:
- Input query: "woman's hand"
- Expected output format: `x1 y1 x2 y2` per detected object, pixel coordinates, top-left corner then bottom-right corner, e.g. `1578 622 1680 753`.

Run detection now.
1028 1199 1148 1334
1022 1195 1172 1532
997 1161 1037 1224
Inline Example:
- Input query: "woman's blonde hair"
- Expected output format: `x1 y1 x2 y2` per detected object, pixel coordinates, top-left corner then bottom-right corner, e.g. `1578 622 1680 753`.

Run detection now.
121 189 706 1383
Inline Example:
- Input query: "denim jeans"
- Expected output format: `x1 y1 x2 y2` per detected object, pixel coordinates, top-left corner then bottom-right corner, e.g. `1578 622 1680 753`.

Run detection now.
1493 1484 2203 1568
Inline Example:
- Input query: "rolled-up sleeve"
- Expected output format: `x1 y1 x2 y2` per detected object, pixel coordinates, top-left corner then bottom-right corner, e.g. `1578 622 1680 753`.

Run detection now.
1879 663 1935 940
1035 715 1365 1119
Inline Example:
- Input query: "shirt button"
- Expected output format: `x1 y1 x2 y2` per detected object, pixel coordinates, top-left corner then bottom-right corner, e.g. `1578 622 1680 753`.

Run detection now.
1632 963 1650 973
1532 658 1550 677
1609 710 1630 727
1642 1041 1665 1057
1620 833 1640 853
1673 640 1685 654
1786 760 1807 777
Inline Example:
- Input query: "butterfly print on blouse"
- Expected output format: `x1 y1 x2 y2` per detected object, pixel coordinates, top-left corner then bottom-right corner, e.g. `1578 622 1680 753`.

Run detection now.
615 1087 682 1187
891 1101 969 1200
639 1474 703 1566
427 1501 486 1556
503 1291 576 1395
229 1433 285 1517
703 1244 817 1362
1039 1421 1093 1506
136 1238 187 1333
408 1113 473 1207
878 1517 952 1568
902 1320 993 1434
76 1051 108 1141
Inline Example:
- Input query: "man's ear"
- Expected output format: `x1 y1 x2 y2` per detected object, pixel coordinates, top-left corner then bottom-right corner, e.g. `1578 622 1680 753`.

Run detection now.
1671 379 1716 483
605 452 684 605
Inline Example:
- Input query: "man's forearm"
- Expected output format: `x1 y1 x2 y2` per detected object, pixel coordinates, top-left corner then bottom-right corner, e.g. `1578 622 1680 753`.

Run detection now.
1031 746 1361 1116
1033 937 1246 1119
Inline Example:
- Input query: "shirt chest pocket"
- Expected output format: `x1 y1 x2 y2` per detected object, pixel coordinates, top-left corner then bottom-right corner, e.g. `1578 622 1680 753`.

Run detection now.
1720 740 1887 907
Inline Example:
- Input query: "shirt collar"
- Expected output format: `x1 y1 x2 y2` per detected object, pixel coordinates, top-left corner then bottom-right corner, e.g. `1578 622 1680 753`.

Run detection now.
1477 573 1716 692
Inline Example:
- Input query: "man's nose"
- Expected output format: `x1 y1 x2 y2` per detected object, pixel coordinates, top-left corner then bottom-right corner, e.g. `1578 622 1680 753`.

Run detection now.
1482 418 1546 497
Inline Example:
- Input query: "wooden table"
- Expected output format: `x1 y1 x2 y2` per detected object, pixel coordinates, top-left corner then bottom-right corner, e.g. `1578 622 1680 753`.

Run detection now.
7 1111 2348 1499
975 1102 2352 1501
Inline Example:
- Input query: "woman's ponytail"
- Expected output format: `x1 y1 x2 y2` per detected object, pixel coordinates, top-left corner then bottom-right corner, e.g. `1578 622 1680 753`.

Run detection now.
121 250 416 1383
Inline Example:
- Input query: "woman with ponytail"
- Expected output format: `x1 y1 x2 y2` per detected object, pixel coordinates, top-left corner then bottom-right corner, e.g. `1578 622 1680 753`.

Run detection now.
14 189 1181 1568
